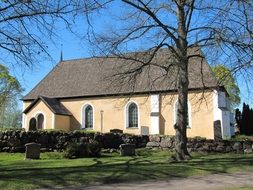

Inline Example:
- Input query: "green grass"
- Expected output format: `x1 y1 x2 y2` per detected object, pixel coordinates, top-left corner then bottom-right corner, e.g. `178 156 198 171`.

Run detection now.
0 149 253 190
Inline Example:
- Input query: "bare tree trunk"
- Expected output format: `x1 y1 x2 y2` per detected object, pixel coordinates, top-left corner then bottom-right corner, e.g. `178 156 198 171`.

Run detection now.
174 1 190 161
174 63 190 160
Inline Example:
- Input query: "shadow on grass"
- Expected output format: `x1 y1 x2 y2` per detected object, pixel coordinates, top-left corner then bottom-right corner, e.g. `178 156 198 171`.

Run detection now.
0 153 253 189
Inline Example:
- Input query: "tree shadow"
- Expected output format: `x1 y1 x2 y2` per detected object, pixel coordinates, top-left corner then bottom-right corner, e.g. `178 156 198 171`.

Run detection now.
0 153 253 189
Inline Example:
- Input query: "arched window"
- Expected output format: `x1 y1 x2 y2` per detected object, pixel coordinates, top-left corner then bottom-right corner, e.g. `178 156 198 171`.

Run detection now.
127 102 138 128
174 100 191 128
29 117 37 131
85 105 93 128
37 114 44 130
82 104 94 129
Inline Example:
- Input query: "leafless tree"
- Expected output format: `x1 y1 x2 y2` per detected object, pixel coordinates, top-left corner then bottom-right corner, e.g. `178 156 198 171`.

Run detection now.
88 0 253 160
0 0 109 66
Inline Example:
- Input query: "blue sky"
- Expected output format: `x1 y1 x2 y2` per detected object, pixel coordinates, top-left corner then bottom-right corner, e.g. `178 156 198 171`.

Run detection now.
14 32 90 96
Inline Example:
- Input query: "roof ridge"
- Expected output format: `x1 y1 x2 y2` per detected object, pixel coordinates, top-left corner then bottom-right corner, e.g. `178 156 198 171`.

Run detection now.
61 56 105 63
59 48 171 63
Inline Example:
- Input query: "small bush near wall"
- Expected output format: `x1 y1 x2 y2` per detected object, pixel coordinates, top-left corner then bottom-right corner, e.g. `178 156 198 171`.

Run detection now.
87 140 102 157
63 140 102 159
64 143 89 159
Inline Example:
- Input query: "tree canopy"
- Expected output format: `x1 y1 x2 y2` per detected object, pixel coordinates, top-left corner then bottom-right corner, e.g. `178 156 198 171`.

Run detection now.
212 65 240 108
0 64 23 128
0 64 22 107
0 0 107 66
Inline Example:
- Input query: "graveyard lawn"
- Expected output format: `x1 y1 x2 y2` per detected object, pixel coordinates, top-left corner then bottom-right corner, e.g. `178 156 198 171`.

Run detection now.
0 149 253 190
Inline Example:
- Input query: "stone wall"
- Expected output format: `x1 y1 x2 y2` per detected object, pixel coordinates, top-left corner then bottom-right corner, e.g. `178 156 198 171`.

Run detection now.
0 130 149 152
147 136 253 153
0 130 252 153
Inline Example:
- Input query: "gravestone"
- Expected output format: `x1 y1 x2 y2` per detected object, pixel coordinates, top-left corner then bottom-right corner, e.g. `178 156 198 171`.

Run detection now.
214 120 222 140
119 144 135 156
232 142 243 153
25 143 41 159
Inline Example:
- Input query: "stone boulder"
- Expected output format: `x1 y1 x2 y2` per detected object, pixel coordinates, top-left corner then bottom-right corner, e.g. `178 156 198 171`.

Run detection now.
0 140 7 149
149 135 161 142
243 141 253 153
37 135 49 148
232 141 243 153
119 144 135 156
7 138 21 148
215 142 227 153
146 141 160 148
160 137 173 148
0 132 3 140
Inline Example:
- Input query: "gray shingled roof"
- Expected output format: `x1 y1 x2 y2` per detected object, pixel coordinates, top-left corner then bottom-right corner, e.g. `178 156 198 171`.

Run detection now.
23 96 72 115
23 47 218 100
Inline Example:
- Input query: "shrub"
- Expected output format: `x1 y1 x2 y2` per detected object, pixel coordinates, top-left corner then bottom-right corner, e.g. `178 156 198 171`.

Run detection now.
64 140 101 159
64 143 88 159
87 140 101 157
64 143 78 159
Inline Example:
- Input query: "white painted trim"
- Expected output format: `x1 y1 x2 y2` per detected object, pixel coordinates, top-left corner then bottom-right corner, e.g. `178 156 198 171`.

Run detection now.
150 94 160 134
213 90 223 137
150 94 159 112
173 100 192 128
81 103 95 129
124 100 140 129
22 103 26 130
150 116 159 134
52 113 55 129
213 90 233 139
33 111 46 130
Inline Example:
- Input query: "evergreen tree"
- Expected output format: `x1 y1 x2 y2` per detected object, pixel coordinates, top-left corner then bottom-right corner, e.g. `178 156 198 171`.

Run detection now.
235 108 242 133
249 108 253 135
236 103 253 135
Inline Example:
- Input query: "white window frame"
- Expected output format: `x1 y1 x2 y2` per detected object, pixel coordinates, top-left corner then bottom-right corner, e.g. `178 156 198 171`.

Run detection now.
173 100 192 128
81 103 95 130
124 100 140 129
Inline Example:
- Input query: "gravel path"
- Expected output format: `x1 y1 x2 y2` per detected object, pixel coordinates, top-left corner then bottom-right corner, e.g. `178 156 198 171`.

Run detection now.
58 172 253 190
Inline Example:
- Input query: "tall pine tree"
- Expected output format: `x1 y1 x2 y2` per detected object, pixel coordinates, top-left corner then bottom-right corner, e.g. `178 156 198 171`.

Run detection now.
237 103 253 135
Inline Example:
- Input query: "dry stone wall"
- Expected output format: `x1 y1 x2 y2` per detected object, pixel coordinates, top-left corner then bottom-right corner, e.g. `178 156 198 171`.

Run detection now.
147 135 253 153
0 130 252 154
0 130 149 152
